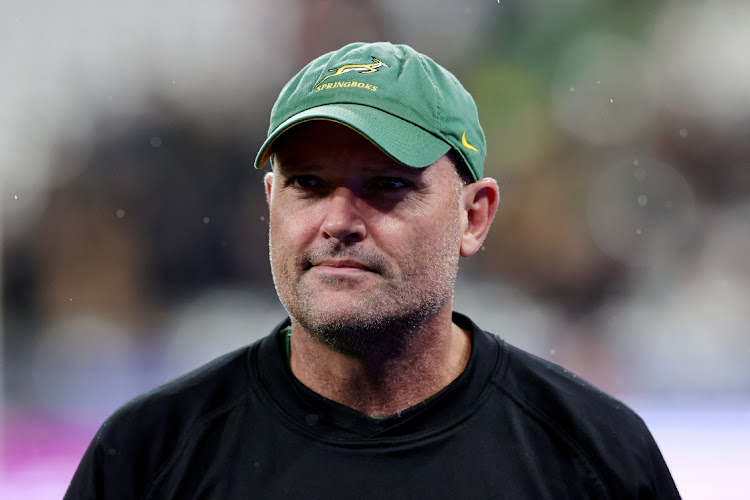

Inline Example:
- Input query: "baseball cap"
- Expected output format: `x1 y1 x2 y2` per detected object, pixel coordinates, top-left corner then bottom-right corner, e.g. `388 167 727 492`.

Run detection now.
254 41 486 181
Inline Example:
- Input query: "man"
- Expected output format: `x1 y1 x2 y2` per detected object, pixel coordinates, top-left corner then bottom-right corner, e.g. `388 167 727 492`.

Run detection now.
65 42 680 498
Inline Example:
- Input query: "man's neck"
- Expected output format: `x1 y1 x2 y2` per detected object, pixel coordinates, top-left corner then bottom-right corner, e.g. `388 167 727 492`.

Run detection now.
288 310 471 418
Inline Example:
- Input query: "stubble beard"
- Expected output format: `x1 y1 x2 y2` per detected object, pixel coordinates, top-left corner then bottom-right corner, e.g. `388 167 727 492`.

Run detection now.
270 202 463 359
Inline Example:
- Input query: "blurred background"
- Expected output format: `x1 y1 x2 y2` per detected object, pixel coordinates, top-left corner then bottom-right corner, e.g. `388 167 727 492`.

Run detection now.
2 0 748 497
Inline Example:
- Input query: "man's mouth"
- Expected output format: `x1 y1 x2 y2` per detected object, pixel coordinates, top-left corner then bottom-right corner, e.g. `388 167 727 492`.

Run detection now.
310 259 376 272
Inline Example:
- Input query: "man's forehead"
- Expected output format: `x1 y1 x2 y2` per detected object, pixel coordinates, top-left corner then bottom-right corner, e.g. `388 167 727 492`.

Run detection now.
274 156 428 178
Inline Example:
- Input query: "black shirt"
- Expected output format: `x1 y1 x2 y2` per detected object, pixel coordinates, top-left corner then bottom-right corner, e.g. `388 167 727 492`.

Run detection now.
65 312 681 499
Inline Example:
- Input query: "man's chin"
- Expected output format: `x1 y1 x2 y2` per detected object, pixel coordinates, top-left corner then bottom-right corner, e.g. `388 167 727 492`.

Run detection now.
294 307 380 331
303 271 382 292
296 279 387 309
289 301 443 357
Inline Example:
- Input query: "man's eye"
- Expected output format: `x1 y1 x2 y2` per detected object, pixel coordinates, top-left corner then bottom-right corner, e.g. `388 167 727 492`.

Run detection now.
374 177 407 190
291 175 320 188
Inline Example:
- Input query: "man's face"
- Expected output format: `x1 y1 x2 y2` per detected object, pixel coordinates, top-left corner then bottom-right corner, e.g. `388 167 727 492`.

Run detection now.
266 121 465 354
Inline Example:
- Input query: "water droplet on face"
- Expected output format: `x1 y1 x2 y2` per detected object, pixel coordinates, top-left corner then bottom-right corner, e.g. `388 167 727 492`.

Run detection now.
116 209 125 218
637 194 648 207
150 136 162 148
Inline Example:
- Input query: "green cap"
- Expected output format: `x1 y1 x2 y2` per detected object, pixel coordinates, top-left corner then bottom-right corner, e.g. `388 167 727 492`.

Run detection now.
254 42 485 181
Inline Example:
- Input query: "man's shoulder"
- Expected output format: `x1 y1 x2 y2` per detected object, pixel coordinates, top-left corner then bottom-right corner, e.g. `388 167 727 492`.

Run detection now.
95 333 272 453
458 312 648 437
63 326 287 499
455 316 679 497
498 341 649 440
490 338 673 489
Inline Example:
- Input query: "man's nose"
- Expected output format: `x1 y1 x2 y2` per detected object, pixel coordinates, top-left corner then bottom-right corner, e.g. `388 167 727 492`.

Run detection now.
321 187 366 243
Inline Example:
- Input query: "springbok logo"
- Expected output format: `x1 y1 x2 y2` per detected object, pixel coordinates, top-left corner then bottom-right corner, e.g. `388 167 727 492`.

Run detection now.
314 56 389 88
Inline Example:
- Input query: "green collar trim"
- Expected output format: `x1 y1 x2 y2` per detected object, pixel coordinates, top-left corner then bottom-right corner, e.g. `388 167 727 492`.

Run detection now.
282 326 292 369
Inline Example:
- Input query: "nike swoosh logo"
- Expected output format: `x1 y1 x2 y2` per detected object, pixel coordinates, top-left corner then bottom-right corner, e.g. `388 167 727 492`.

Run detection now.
461 132 479 152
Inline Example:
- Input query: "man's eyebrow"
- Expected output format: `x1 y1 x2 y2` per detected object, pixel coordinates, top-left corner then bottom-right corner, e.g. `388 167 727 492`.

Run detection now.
377 164 426 178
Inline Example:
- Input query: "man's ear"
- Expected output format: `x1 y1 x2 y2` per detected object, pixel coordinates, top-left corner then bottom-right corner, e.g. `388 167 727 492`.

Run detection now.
460 178 500 257
264 172 274 205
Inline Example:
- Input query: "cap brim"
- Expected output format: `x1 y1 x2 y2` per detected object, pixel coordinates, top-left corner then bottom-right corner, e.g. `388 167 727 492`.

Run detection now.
254 103 451 169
